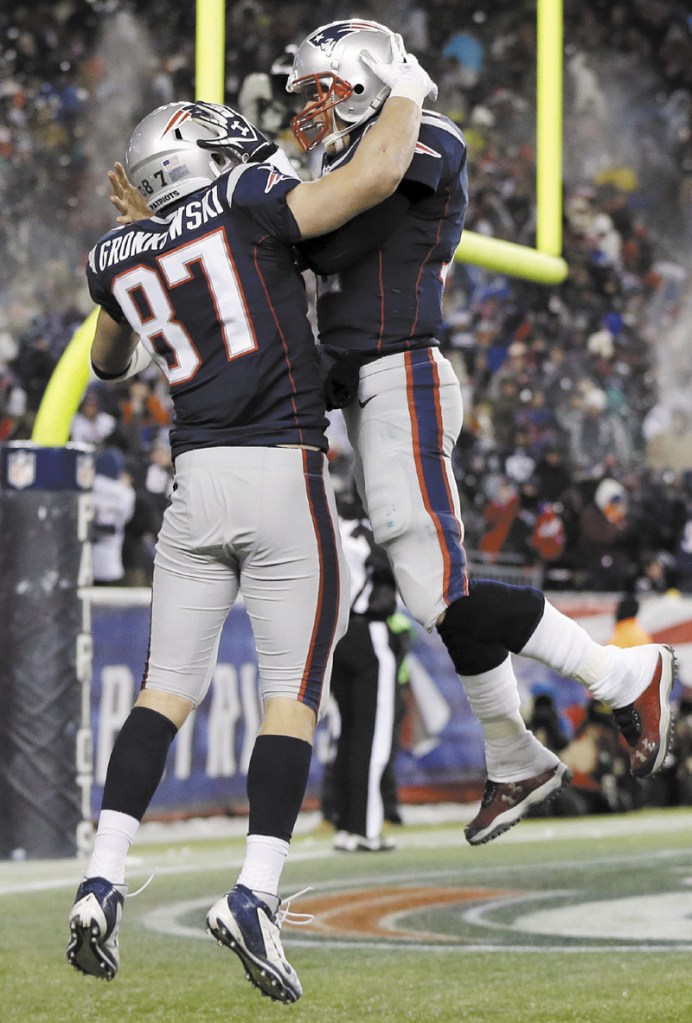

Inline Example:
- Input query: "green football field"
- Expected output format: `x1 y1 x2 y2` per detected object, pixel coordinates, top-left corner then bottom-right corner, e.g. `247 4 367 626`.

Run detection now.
3 807 692 1023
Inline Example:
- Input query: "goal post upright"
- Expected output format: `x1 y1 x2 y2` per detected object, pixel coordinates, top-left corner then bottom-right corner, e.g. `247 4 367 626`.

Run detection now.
536 0 563 258
195 0 226 104
455 0 566 282
31 0 567 444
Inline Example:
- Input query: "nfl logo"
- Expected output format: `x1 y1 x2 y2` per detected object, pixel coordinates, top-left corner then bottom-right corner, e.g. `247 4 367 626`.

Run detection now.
7 449 36 490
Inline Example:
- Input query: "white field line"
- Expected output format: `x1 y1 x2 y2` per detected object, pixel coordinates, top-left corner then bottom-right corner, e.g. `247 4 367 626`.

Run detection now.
2 809 691 897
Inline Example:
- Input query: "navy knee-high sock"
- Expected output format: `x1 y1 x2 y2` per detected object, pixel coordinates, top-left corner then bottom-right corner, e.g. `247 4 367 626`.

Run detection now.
101 706 178 821
247 734 313 841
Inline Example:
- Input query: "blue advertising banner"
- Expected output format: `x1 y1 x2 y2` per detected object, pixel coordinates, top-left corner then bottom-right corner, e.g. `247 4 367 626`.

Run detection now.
90 590 692 820
89 592 486 819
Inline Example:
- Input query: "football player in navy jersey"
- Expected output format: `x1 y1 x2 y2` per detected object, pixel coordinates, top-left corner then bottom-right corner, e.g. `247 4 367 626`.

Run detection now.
285 20 676 846
66 46 437 1003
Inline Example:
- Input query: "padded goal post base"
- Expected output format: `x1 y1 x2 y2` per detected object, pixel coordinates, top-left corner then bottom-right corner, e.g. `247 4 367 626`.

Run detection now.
0 443 94 859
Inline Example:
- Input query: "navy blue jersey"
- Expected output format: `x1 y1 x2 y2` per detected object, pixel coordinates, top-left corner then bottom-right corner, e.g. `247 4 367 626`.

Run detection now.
315 111 468 355
87 162 329 457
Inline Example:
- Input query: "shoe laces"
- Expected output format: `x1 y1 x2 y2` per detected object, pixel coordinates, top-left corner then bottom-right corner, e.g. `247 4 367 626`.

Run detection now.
612 704 640 745
480 781 498 807
126 869 157 899
276 887 314 929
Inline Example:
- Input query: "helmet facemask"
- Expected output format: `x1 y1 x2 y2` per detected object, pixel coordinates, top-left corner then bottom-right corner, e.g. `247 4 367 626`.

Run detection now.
289 73 354 152
286 20 399 154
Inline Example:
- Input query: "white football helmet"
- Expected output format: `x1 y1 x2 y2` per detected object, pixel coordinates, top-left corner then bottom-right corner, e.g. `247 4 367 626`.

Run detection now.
124 102 237 213
286 19 402 152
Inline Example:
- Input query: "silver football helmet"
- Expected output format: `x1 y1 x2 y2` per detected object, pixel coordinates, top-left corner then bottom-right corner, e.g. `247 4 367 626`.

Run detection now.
286 20 402 152
124 102 237 213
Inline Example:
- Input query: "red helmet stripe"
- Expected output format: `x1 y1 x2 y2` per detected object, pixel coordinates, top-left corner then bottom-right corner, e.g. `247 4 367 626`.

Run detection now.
161 108 191 137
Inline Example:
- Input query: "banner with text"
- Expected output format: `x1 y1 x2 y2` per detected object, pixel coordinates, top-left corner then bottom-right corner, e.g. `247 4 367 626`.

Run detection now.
90 591 692 818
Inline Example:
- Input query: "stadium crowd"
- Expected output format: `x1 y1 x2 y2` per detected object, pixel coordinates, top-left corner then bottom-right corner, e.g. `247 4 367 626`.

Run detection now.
0 0 691 593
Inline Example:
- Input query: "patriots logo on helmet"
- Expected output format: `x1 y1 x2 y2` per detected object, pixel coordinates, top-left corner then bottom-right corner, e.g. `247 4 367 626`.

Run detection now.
161 107 192 136
307 21 375 58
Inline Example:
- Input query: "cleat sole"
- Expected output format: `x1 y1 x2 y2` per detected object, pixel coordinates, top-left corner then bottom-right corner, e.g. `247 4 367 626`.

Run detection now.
207 919 298 1004
629 645 677 779
466 764 573 847
67 922 117 980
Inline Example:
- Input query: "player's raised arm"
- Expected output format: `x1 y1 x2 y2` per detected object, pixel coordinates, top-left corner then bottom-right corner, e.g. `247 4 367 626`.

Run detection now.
286 48 437 239
107 47 436 238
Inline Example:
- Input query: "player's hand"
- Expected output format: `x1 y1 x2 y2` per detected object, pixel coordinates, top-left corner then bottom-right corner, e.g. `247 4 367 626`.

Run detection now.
360 39 438 104
192 101 278 164
108 162 152 224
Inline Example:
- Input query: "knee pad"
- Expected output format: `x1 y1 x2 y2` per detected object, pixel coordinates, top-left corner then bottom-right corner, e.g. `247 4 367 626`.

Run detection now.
439 632 508 676
437 579 545 671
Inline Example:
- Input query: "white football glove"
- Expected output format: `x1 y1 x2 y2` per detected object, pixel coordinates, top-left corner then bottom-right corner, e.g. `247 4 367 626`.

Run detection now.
360 38 438 107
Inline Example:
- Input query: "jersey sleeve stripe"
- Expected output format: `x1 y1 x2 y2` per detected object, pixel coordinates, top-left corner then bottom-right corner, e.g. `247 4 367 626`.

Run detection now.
421 111 466 147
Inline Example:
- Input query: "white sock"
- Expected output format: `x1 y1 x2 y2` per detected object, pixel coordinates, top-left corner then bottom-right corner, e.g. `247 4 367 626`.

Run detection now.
461 656 558 782
485 730 559 783
86 809 139 885
236 834 289 913
520 600 659 708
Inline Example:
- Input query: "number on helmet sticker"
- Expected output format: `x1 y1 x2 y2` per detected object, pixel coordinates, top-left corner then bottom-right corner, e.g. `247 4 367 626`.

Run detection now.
111 227 257 384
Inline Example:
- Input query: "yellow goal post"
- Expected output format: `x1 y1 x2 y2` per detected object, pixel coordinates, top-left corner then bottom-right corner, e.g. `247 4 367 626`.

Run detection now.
31 0 566 446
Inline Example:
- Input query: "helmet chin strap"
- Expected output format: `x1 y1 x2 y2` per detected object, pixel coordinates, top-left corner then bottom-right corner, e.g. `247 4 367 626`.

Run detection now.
323 90 389 155
325 132 350 156
322 110 351 155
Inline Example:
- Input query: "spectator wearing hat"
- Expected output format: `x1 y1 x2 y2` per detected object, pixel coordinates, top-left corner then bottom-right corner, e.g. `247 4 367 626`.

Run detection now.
565 385 632 475
576 477 638 590
609 594 654 648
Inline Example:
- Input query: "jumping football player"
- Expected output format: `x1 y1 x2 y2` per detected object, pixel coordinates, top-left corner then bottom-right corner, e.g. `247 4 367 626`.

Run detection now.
284 19 676 845
66 44 437 1003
